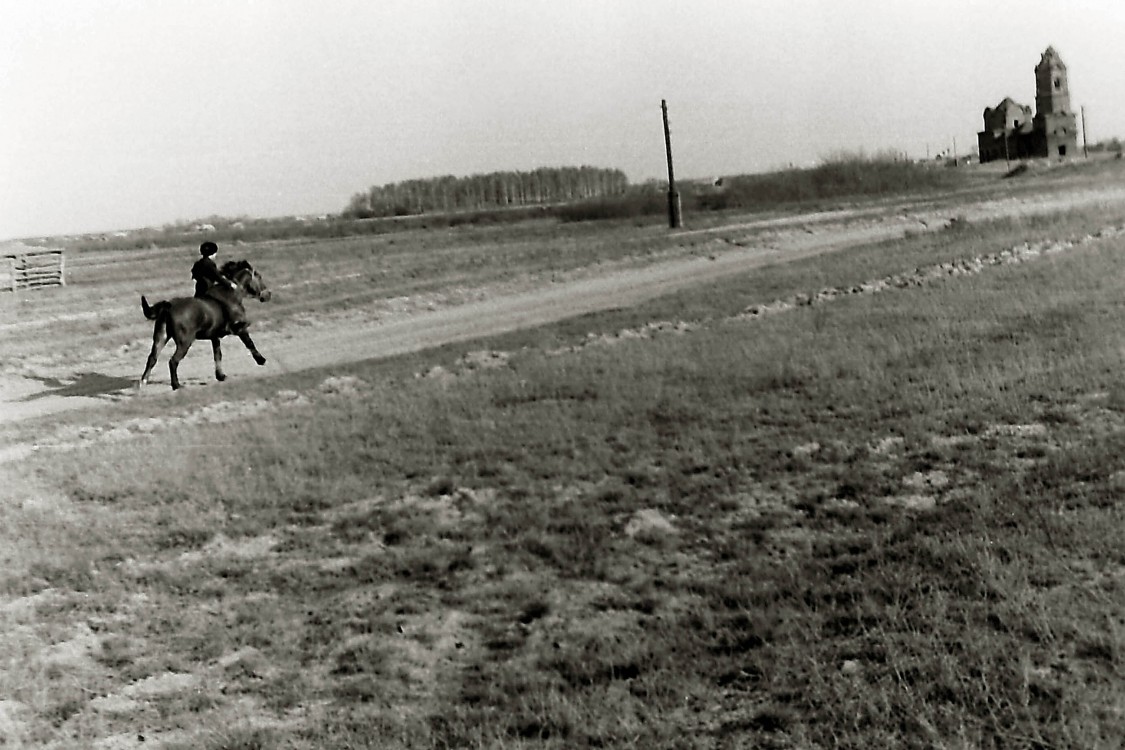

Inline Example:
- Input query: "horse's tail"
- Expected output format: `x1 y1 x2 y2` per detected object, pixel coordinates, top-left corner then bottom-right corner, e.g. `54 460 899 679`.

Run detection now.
141 295 170 321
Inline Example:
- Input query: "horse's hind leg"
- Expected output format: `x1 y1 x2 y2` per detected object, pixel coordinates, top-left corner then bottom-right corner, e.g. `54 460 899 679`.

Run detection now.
140 324 170 387
212 339 226 381
168 338 194 390
237 331 267 366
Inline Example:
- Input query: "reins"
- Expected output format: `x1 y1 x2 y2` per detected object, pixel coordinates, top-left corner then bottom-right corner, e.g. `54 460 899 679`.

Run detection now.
229 268 267 300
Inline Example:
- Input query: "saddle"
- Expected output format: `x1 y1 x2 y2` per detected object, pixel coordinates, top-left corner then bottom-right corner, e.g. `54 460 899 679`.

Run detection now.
200 284 248 334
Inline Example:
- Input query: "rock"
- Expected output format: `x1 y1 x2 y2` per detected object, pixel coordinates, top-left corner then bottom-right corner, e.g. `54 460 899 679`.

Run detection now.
624 509 676 541
121 671 200 699
458 350 510 370
419 365 455 382
319 375 364 394
884 494 937 511
791 441 820 459
985 423 1047 438
902 470 950 490
870 436 905 456
89 694 143 715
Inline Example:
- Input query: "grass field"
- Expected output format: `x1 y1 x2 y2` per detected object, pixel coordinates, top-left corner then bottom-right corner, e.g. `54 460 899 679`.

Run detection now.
5 163 1125 747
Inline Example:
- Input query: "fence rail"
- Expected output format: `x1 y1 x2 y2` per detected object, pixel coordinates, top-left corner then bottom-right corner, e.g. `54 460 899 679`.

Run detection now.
2 249 66 291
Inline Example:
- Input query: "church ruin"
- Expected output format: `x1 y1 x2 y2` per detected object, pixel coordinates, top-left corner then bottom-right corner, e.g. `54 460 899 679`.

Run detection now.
977 47 1078 163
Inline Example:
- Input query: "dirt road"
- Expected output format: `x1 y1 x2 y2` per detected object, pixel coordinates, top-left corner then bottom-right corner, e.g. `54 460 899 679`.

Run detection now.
4 183 1125 429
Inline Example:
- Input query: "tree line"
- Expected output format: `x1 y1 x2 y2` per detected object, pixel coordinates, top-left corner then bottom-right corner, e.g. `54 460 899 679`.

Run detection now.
343 166 629 219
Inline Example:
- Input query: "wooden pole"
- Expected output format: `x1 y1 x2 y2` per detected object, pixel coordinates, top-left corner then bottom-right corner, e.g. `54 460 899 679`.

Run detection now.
1081 105 1089 158
661 99 683 229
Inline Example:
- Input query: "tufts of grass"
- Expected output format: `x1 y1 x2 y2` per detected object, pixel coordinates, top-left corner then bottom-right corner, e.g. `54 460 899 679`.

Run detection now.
12 204 1125 745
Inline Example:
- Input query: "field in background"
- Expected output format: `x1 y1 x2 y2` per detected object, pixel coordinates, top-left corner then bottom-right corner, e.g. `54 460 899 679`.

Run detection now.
29 152 1116 255
4 160 1125 747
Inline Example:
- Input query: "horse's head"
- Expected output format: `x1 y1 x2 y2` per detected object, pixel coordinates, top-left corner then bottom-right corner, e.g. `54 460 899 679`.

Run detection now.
222 259 272 302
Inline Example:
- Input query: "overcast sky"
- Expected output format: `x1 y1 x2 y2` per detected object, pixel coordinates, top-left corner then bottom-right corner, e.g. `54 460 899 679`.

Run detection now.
2 0 1123 239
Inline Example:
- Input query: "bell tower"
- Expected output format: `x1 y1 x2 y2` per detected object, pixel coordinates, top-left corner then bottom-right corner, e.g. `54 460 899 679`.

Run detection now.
1035 46 1071 115
1031 46 1078 158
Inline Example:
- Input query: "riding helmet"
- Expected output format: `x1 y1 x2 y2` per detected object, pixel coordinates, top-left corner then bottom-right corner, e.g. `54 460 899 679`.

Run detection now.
200 241 218 257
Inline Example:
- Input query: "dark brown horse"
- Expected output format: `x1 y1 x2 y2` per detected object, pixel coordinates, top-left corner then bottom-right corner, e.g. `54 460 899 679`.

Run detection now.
139 260 272 390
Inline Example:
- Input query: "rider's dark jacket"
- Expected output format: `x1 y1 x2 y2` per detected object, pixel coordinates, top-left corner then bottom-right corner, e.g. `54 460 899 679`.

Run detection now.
190 256 246 331
191 256 229 298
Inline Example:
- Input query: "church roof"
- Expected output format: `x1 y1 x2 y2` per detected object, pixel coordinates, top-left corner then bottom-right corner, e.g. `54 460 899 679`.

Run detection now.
990 97 1031 112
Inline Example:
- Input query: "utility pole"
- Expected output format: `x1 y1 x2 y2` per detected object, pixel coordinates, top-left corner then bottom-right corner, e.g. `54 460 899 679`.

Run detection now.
661 99 683 229
1081 105 1089 158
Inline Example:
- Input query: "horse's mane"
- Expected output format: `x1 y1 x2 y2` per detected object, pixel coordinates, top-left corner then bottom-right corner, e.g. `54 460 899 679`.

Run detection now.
220 259 252 276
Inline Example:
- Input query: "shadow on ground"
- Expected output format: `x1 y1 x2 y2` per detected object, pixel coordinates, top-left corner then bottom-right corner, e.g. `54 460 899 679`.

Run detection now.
20 372 136 401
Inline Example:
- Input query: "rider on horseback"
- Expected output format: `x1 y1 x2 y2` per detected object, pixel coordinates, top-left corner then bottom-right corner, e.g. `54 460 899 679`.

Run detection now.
191 241 249 334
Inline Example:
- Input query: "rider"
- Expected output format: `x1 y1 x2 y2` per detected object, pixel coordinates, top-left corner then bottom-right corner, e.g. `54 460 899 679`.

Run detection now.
191 241 249 334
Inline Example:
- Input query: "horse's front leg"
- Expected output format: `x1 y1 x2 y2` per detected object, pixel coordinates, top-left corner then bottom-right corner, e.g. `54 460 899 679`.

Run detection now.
212 338 226 381
237 330 267 366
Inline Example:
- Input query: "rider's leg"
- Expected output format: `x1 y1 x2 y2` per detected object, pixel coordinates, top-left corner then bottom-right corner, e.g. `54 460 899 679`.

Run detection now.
222 300 249 334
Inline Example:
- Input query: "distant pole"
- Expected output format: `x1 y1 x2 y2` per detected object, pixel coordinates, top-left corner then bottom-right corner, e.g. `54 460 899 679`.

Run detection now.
661 99 683 229
1081 105 1089 158
953 137 958 165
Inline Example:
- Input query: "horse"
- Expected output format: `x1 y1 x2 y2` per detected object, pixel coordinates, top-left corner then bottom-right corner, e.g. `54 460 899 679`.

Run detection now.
139 259 272 390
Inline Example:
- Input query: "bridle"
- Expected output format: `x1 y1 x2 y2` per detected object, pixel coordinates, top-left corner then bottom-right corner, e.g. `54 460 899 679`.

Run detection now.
232 268 270 302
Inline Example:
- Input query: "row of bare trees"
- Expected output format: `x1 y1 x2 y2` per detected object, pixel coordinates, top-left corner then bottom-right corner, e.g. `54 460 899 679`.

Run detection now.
343 166 629 219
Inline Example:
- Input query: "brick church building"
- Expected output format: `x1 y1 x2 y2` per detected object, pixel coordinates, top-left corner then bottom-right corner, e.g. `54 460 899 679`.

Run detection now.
978 47 1078 163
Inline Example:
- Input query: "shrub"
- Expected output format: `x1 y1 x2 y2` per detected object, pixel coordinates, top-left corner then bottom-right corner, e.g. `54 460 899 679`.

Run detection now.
704 152 960 211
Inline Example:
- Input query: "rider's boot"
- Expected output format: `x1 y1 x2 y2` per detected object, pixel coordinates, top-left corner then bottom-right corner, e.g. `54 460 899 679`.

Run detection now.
222 302 249 335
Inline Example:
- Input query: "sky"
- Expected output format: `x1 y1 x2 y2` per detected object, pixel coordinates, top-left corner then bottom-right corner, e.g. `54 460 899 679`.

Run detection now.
3 0 1124 240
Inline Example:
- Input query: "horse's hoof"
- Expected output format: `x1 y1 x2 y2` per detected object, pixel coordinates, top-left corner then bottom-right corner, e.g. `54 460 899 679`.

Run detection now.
254 355 267 366
216 373 227 381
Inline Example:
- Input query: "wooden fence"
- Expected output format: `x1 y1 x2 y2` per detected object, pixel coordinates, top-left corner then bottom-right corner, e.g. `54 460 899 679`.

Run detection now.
2 249 66 291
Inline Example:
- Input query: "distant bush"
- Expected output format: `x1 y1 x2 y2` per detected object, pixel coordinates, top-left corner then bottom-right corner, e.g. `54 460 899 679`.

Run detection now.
700 152 960 212
555 153 964 225
555 190 667 223
1086 137 1123 153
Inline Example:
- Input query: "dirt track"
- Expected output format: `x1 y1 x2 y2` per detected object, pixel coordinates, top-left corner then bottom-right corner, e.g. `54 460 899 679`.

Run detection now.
4 183 1125 430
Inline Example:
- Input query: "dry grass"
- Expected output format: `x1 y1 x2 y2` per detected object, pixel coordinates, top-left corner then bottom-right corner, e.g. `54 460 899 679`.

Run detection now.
5 170 1125 747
